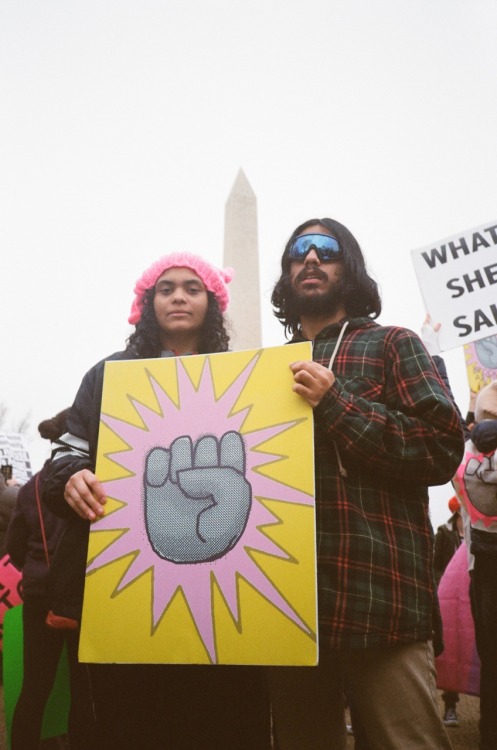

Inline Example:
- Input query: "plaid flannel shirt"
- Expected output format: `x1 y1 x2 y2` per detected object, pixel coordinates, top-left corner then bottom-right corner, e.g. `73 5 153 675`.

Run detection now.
291 316 464 650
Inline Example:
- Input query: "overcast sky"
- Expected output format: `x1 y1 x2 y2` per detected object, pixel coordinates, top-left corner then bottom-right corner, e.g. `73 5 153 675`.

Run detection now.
2 0 497 528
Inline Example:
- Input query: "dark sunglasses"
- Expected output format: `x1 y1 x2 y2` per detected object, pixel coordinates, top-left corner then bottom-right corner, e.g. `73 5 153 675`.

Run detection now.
289 233 342 262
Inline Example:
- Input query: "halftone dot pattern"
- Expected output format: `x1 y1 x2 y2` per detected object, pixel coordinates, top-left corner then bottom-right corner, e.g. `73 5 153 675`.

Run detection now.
144 433 252 564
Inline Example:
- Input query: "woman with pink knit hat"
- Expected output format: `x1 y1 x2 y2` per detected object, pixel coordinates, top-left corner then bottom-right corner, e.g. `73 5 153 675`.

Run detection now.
42 253 271 750
126 252 233 357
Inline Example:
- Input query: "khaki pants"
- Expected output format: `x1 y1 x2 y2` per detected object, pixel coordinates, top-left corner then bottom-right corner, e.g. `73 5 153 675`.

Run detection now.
268 641 453 750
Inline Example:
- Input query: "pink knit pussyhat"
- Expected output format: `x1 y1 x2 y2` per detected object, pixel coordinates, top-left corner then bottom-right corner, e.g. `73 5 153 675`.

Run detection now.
128 252 235 325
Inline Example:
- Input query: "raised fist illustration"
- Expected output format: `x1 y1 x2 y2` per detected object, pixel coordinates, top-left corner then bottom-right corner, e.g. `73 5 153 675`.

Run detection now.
474 336 497 369
144 431 252 563
464 455 497 517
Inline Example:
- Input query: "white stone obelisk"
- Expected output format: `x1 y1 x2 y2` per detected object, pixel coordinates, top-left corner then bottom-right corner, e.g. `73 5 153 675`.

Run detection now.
223 169 262 350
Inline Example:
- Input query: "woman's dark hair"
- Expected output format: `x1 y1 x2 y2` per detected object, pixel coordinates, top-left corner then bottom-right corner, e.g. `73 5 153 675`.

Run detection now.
126 287 230 358
271 217 382 337
38 408 71 441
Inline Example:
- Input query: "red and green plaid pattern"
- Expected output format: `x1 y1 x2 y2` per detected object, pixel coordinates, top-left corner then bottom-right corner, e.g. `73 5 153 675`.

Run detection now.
291 318 464 650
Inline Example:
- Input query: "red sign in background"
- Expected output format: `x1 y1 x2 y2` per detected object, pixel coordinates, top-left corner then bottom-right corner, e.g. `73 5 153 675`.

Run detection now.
0 554 23 651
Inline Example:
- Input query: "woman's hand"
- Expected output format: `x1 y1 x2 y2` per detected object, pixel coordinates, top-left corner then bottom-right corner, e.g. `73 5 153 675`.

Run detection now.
290 361 335 408
64 469 106 521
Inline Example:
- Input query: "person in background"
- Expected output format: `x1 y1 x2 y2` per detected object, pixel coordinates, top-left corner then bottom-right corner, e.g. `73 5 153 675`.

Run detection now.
434 496 464 585
453 380 497 750
420 313 475 678
434 495 464 728
268 217 464 750
6 410 96 750
0 469 20 556
0 466 21 687
42 253 271 750
421 315 470 441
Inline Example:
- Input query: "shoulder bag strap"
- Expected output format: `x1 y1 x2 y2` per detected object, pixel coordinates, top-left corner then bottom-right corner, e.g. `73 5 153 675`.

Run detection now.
34 473 51 568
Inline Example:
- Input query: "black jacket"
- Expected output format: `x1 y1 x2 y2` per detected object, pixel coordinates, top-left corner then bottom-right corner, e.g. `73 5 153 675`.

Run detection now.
6 462 67 599
43 350 133 516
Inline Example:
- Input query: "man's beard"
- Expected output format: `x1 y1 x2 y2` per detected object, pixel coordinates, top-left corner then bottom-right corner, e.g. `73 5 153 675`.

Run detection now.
286 274 346 320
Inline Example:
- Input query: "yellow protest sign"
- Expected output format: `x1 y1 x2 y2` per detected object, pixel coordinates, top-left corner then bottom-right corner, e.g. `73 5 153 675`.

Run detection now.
79 344 317 665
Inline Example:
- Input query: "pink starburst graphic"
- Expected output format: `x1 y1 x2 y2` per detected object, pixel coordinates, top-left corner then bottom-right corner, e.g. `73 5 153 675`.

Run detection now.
87 351 315 663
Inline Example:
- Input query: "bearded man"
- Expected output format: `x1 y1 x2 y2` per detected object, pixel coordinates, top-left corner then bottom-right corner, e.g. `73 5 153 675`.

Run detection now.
268 218 464 750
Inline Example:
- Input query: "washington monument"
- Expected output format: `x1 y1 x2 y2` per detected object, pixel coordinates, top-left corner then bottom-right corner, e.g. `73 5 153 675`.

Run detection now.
223 169 262 350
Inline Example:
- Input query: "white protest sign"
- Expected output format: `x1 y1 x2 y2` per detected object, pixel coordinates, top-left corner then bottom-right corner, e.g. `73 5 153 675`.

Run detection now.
411 220 497 351
0 432 32 485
